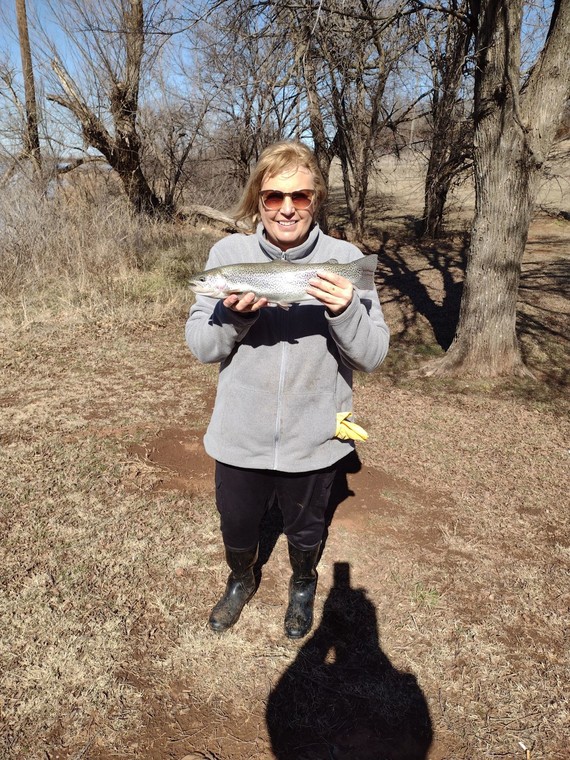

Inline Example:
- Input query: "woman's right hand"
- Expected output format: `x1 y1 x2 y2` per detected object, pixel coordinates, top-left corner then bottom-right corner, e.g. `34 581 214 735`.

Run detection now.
223 292 268 313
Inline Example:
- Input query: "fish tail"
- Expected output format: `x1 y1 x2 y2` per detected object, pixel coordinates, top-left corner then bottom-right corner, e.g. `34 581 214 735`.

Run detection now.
352 254 378 291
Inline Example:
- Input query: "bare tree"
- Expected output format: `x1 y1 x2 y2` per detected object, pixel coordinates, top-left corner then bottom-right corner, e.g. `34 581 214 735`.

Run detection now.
416 1 473 237
0 0 44 182
211 0 422 238
139 90 212 210
328 1 423 240
0 65 28 181
45 0 177 215
259 1 339 230
261 0 417 240
426 0 570 377
195 2 298 189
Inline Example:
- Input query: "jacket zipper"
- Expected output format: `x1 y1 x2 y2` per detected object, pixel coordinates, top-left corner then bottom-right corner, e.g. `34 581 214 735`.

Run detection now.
272 252 289 469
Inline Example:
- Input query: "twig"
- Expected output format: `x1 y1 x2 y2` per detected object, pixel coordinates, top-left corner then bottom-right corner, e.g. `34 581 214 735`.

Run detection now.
71 734 97 760
519 741 532 760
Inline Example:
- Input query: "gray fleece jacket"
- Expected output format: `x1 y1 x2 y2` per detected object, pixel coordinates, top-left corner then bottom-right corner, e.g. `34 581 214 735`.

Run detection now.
185 224 389 472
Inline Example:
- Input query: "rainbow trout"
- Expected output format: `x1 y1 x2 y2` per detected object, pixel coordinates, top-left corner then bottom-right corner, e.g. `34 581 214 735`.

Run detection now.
188 254 378 309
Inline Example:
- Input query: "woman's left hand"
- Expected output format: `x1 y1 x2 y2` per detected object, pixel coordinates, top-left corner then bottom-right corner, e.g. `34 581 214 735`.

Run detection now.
307 271 353 315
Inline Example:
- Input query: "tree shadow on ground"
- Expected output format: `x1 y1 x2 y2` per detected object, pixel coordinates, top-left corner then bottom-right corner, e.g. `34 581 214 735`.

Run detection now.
517 258 570 387
519 257 570 301
325 188 396 240
369 232 468 351
326 186 467 351
266 561 433 760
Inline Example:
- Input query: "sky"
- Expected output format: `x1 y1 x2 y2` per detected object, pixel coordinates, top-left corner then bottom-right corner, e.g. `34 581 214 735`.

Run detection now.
1 0 68 66
0 0 558 157
1 0 555 80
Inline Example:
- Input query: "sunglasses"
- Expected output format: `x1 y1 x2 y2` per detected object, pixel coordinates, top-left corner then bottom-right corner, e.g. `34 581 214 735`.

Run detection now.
259 189 315 211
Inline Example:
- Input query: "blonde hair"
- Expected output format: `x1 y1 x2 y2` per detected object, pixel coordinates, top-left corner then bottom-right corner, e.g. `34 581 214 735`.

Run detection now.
233 141 327 231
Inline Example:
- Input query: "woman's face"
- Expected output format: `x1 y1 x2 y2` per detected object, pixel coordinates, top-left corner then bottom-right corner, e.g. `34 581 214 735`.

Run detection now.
259 166 316 251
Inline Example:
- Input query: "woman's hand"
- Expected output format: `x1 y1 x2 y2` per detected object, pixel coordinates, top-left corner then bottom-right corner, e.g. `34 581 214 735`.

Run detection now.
223 292 269 313
307 271 353 315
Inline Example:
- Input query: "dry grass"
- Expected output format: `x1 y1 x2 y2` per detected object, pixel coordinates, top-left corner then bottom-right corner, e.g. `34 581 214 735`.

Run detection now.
0 178 216 331
0 157 569 760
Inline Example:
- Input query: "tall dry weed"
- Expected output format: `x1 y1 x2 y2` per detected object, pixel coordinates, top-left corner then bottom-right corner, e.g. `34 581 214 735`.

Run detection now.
0 177 216 330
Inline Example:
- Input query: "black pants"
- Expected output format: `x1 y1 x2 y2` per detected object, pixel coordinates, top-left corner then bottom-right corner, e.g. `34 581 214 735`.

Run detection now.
215 461 337 551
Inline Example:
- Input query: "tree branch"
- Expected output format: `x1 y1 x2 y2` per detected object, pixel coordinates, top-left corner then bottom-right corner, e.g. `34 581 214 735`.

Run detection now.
48 58 115 158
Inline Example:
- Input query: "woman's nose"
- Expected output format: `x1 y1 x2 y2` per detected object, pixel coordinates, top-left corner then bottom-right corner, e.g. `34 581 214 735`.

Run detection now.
280 196 295 214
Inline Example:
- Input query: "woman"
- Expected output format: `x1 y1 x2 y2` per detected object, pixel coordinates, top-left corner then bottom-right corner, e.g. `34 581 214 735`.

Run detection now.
185 141 389 639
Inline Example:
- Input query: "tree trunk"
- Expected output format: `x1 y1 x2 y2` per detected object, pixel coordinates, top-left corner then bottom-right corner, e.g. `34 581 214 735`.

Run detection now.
422 152 450 239
431 132 534 376
303 49 334 233
421 5 472 238
422 122 469 238
185 204 244 230
15 0 42 178
116 150 165 216
333 73 372 242
427 0 570 377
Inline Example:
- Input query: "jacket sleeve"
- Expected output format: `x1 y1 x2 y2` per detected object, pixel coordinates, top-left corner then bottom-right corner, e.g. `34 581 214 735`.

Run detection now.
325 285 390 372
185 248 260 364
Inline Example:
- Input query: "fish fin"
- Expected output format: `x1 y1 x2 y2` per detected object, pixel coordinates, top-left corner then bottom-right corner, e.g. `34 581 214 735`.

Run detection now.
276 301 292 310
353 254 378 291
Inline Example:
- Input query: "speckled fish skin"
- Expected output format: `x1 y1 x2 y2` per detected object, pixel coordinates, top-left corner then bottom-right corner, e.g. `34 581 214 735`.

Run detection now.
188 254 378 307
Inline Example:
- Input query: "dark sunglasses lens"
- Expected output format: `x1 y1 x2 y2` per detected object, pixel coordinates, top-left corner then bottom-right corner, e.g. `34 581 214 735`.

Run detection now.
263 192 285 209
291 192 313 209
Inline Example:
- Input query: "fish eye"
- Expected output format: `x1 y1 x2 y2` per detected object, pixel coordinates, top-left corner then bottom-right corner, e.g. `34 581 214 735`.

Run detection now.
199 276 206 282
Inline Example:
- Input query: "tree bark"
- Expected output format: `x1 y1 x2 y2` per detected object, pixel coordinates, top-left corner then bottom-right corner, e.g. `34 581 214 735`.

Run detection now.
427 0 570 377
15 0 42 178
185 204 245 230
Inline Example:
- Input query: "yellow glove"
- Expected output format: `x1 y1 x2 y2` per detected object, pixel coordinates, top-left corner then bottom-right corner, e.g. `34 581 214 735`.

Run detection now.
335 412 369 442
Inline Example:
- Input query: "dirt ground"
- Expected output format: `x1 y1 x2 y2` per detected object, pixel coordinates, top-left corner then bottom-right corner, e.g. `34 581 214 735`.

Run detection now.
1 156 569 760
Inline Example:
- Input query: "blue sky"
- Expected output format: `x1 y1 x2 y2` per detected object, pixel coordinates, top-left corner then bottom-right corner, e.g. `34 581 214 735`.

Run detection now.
1 0 555 81
1 1 67 66
0 0 557 157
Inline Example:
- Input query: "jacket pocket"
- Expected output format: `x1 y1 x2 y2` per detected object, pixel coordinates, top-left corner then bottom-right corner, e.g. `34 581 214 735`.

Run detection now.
281 391 337 452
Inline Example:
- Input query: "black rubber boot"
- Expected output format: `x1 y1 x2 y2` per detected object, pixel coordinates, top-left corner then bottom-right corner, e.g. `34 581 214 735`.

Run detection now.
209 545 258 632
284 542 321 639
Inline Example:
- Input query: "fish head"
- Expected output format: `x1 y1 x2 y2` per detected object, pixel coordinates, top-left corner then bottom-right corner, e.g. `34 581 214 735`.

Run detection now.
188 267 230 298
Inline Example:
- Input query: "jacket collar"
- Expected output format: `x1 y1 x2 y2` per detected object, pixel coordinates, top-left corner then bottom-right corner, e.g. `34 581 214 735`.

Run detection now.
256 222 321 262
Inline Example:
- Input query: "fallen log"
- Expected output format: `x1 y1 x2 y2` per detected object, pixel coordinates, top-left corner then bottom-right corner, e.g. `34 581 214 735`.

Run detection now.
184 204 247 231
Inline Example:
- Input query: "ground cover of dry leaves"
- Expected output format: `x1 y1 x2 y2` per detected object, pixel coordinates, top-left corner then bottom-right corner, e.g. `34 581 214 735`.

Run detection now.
1 210 569 760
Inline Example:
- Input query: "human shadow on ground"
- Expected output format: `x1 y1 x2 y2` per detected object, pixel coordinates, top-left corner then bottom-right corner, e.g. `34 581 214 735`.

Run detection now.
256 451 362 574
266 561 433 760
